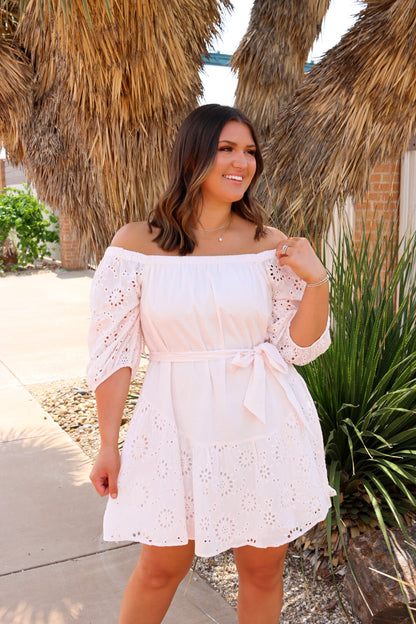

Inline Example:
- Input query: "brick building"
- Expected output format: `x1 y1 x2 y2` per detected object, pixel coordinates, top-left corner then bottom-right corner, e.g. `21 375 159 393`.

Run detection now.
0 159 5 192
353 137 415 247
325 135 416 259
58 211 88 270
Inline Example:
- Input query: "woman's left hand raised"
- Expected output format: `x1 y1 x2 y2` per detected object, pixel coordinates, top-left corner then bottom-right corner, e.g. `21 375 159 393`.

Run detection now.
276 237 327 285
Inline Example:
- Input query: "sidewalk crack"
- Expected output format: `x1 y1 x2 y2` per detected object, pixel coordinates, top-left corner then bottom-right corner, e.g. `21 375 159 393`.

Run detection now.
0 542 137 577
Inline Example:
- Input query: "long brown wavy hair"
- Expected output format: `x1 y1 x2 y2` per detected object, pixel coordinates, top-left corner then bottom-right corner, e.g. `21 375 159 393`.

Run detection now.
148 104 266 255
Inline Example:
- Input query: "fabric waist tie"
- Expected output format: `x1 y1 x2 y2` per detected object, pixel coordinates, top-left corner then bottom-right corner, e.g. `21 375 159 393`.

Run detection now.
150 347 256 363
150 343 313 434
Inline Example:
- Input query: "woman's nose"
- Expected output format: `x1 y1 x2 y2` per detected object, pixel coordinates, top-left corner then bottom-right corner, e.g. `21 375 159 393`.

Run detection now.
232 151 247 168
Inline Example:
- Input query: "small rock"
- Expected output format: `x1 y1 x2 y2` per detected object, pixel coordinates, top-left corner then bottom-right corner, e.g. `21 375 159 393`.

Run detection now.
326 598 337 611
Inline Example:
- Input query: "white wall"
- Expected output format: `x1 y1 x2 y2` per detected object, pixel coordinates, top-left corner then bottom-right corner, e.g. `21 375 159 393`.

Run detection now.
4 162 27 187
399 148 416 241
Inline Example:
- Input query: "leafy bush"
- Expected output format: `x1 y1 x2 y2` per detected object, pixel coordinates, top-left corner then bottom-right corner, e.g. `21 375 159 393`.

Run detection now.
300 220 416 557
0 184 59 268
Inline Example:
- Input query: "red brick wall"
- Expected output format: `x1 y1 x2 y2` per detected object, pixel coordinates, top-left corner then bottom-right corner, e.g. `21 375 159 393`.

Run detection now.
59 212 88 270
0 159 5 192
354 160 401 247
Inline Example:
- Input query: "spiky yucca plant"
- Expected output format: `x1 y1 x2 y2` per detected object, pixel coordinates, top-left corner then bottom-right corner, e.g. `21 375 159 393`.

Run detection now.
300 219 416 567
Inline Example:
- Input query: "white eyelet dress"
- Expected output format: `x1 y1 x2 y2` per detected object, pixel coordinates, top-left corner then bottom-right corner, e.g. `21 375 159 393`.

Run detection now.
87 246 336 557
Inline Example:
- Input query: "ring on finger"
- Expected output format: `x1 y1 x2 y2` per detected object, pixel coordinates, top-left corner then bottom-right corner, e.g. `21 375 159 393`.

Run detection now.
282 243 289 255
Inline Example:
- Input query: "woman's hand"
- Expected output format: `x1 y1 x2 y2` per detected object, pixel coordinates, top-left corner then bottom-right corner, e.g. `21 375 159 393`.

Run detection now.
275 236 329 347
90 445 121 499
276 237 327 285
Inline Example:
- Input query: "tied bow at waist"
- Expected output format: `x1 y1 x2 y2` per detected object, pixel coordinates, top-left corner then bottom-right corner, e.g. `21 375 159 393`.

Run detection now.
150 343 312 433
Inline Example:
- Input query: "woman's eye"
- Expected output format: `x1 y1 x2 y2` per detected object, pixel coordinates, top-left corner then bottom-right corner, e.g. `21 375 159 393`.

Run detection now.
218 146 256 155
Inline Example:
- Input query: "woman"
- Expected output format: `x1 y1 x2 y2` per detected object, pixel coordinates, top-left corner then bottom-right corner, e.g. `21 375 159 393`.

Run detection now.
88 104 335 624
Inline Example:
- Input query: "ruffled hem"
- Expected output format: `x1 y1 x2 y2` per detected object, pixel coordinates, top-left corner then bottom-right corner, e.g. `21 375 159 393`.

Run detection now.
102 398 335 557
103 506 334 558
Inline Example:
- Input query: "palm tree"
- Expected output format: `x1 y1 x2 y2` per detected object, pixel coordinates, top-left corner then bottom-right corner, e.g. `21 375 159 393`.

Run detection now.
1 0 231 259
232 0 331 145
0 3 31 159
1 0 416 253
232 0 416 234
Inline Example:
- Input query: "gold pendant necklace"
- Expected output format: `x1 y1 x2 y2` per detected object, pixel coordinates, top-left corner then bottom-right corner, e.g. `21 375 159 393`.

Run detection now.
195 213 233 242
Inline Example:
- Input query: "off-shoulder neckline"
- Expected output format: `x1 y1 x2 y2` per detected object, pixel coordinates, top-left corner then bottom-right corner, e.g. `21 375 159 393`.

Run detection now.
104 246 278 264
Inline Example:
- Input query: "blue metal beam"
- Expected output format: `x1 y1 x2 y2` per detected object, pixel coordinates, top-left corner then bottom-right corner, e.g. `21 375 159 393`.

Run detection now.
204 52 314 73
203 52 232 66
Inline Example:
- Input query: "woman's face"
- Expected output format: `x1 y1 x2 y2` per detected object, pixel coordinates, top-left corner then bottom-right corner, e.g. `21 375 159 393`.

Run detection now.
200 121 257 210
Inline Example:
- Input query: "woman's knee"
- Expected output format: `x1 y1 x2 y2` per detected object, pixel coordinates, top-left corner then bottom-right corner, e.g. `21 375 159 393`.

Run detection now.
136 543 195 589
240 564 282 591
234 544 288 591
137 564 185 591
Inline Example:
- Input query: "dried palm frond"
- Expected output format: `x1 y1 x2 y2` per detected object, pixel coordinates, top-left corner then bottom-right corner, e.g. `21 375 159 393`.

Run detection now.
0 37 32 154
4 0 231 260
0 0 19 34
264 0 416 235
1 0 31 146
232 0 330 144
14 84 112 256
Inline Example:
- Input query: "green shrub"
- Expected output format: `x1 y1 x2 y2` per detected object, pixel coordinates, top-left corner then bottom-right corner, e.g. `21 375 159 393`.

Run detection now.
301 220 416 552
0 184 59 268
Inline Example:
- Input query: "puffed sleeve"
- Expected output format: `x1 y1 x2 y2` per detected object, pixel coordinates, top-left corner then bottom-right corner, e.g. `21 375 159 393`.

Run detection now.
265 256 330 366
86 247 144 391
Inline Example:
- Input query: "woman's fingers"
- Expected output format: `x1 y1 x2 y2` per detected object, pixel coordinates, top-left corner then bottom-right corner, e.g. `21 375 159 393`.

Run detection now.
276 236 304 258
276 237 327 284
90 447 120 498
108 470 119 499
90 466 108 496
276 238 291 258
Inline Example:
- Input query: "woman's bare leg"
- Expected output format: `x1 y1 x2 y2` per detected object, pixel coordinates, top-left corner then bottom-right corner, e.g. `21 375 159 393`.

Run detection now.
234 543 288 624
119 541 195 624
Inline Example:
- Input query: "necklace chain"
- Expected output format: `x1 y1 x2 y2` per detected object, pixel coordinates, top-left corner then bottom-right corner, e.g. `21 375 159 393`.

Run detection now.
217 214 232 241
195 213 233 233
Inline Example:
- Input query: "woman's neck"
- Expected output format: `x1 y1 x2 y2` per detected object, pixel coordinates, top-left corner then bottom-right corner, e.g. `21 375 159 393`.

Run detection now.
193 206 233 231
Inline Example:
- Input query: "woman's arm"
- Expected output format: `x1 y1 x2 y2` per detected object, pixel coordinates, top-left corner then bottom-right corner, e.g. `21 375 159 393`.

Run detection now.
287 282 329 347
87 227 148 498
89 367 132 499
276 237 329 347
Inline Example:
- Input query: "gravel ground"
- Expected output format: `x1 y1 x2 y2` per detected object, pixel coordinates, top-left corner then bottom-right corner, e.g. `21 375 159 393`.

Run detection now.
28 375 361 624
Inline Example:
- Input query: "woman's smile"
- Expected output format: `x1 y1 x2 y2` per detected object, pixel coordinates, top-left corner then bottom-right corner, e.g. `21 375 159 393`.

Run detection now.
200 120 257 209
223 174 244 182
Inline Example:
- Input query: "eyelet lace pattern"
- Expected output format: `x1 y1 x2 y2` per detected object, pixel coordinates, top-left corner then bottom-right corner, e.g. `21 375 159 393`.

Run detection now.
265 257 331 365
87 249 144 390
104 397 333 556
87 247 334 557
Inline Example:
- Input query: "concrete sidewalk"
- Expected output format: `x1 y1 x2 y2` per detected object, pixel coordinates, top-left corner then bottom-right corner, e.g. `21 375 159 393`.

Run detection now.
0 269 237 624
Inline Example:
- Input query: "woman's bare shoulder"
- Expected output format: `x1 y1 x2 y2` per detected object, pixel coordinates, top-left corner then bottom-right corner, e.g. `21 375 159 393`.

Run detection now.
263 226 287 248
111 221 159 254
